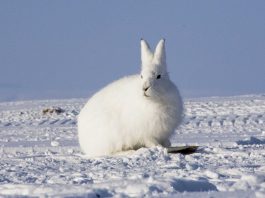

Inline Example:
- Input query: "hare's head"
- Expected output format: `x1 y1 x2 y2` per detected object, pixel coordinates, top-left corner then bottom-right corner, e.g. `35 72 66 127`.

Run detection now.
140 39 171 100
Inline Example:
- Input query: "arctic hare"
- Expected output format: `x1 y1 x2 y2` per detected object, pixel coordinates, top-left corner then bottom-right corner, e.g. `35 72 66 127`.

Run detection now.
78 39 183 157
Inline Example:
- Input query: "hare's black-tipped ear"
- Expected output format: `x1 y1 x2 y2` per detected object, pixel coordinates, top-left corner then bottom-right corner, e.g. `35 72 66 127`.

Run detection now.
154 39 166 64
141 39 153 65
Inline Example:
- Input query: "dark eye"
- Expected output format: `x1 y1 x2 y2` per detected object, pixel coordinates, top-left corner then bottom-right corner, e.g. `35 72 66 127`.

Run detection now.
140 75 143 79
156 75 161 79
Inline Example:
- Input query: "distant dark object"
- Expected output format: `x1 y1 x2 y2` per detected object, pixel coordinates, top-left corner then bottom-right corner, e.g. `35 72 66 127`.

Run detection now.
42 107 65 115
166 146 199 155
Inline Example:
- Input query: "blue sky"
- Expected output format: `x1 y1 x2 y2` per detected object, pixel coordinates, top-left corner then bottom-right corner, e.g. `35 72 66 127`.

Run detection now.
0 1 265 101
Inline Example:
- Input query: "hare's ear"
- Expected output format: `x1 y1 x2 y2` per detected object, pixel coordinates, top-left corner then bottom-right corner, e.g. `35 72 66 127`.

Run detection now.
154 39 166 64
141 39 153 65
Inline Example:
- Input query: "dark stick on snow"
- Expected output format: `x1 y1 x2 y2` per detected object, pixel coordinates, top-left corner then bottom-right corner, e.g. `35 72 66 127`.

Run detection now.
166 146 199 155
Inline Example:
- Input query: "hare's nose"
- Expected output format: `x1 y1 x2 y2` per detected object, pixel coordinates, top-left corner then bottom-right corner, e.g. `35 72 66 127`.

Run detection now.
143 81 151 92
143 86 150 92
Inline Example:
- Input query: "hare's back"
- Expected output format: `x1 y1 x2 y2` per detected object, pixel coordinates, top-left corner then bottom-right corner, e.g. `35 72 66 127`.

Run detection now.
80 75 140 115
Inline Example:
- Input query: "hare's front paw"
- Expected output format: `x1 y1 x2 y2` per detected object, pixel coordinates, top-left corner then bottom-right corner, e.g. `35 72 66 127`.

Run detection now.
144 141 161 148
145 139 171 148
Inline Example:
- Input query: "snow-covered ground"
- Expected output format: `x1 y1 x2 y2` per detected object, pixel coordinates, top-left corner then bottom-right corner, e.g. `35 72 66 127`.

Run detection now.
0 95 265 197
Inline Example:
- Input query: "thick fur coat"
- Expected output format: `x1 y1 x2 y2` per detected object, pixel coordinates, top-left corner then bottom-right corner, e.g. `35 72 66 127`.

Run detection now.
78 39 183 157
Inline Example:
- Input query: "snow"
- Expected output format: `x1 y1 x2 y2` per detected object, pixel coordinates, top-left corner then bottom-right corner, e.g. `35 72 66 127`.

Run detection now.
0 95 265 197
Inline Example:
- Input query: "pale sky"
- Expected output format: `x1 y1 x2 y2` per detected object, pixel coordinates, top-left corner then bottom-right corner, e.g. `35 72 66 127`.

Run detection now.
1 1 265 101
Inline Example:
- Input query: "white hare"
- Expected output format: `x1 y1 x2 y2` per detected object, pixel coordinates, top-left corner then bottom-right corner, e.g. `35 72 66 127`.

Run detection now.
78 39 183 157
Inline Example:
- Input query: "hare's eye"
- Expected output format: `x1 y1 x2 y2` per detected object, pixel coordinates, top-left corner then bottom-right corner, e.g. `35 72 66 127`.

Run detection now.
156 75 161 79
140 75 143 79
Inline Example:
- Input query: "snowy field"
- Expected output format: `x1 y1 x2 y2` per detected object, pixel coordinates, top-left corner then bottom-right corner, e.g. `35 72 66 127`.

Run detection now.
0 95 265 197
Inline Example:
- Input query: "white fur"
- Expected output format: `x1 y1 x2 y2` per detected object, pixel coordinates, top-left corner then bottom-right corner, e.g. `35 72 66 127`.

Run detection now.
78 39 183 157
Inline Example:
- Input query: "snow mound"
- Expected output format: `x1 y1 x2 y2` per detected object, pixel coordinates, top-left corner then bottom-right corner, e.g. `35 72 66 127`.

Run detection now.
231 174 265 191
236 136 265 145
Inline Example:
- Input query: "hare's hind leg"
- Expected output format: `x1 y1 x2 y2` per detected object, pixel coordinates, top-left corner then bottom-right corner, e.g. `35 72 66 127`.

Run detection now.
161 139 171 147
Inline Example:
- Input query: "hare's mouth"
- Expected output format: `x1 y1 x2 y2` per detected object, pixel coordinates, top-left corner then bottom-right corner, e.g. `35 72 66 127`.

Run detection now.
144 92 150 97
